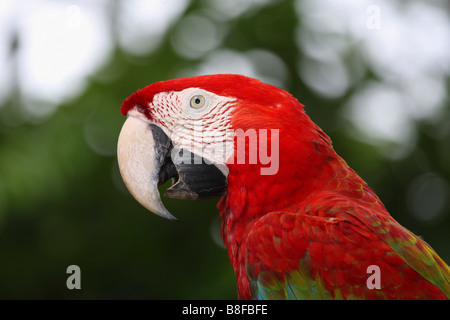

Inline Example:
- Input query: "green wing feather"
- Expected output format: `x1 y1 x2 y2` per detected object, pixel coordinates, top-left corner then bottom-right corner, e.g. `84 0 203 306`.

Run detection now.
245 196 450 300
360 211 450 297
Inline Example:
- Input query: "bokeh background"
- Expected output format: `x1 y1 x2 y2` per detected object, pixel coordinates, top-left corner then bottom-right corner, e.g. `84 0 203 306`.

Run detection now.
0 0 449 299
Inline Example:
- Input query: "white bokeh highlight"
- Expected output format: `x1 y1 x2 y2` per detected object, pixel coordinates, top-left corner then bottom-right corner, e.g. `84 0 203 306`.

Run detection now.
296 0 450 152
16 1 111 108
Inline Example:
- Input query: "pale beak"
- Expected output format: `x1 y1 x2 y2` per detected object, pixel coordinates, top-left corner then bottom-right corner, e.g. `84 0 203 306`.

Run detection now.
117 113 227 220
117 115 177 220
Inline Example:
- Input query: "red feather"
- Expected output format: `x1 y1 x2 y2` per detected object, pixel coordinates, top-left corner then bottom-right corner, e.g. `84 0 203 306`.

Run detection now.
125 74 450 299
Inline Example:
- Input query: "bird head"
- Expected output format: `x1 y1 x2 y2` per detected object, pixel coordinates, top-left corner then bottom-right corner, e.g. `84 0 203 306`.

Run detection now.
117 74 328 220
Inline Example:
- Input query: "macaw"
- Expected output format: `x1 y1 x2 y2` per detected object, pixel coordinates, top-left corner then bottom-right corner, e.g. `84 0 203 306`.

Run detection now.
117 74 450 300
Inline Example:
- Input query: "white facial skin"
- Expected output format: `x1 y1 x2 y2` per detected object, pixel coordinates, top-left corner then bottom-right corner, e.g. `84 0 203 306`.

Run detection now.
149 88 237 176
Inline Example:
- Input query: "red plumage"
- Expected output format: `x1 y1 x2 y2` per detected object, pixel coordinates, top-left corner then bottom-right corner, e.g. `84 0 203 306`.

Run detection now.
122 74 450 299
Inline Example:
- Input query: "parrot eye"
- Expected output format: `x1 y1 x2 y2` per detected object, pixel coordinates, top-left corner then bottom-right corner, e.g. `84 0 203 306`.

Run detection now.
190 95 206 109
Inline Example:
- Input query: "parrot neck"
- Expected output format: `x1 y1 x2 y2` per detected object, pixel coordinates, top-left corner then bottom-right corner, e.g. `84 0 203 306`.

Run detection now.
217 122 382 298
219 123 340 239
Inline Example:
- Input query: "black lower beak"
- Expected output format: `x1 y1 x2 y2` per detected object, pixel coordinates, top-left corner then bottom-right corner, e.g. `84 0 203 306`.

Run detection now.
161 148 227 200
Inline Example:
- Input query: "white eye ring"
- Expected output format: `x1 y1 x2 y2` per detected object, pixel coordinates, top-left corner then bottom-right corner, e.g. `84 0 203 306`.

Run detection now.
190 95 206 109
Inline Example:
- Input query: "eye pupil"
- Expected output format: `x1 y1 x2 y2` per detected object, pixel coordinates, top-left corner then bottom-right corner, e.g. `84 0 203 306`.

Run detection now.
190 95 205 109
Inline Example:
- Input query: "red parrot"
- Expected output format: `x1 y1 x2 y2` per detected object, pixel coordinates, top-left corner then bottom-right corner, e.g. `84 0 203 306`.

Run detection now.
117 74 450 299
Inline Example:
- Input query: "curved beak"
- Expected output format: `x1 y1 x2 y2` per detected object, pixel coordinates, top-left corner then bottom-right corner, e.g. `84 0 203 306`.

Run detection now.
117 116 176 220
117 113 227 220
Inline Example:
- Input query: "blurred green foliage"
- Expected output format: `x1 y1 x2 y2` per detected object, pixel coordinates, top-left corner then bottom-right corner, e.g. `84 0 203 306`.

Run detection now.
0 0 449 299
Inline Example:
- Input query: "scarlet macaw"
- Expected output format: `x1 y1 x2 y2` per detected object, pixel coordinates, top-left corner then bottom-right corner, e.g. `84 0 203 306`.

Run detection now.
117 74 450 299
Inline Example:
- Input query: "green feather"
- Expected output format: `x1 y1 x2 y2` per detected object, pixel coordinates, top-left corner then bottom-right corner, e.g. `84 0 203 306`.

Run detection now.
363 213 450 298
